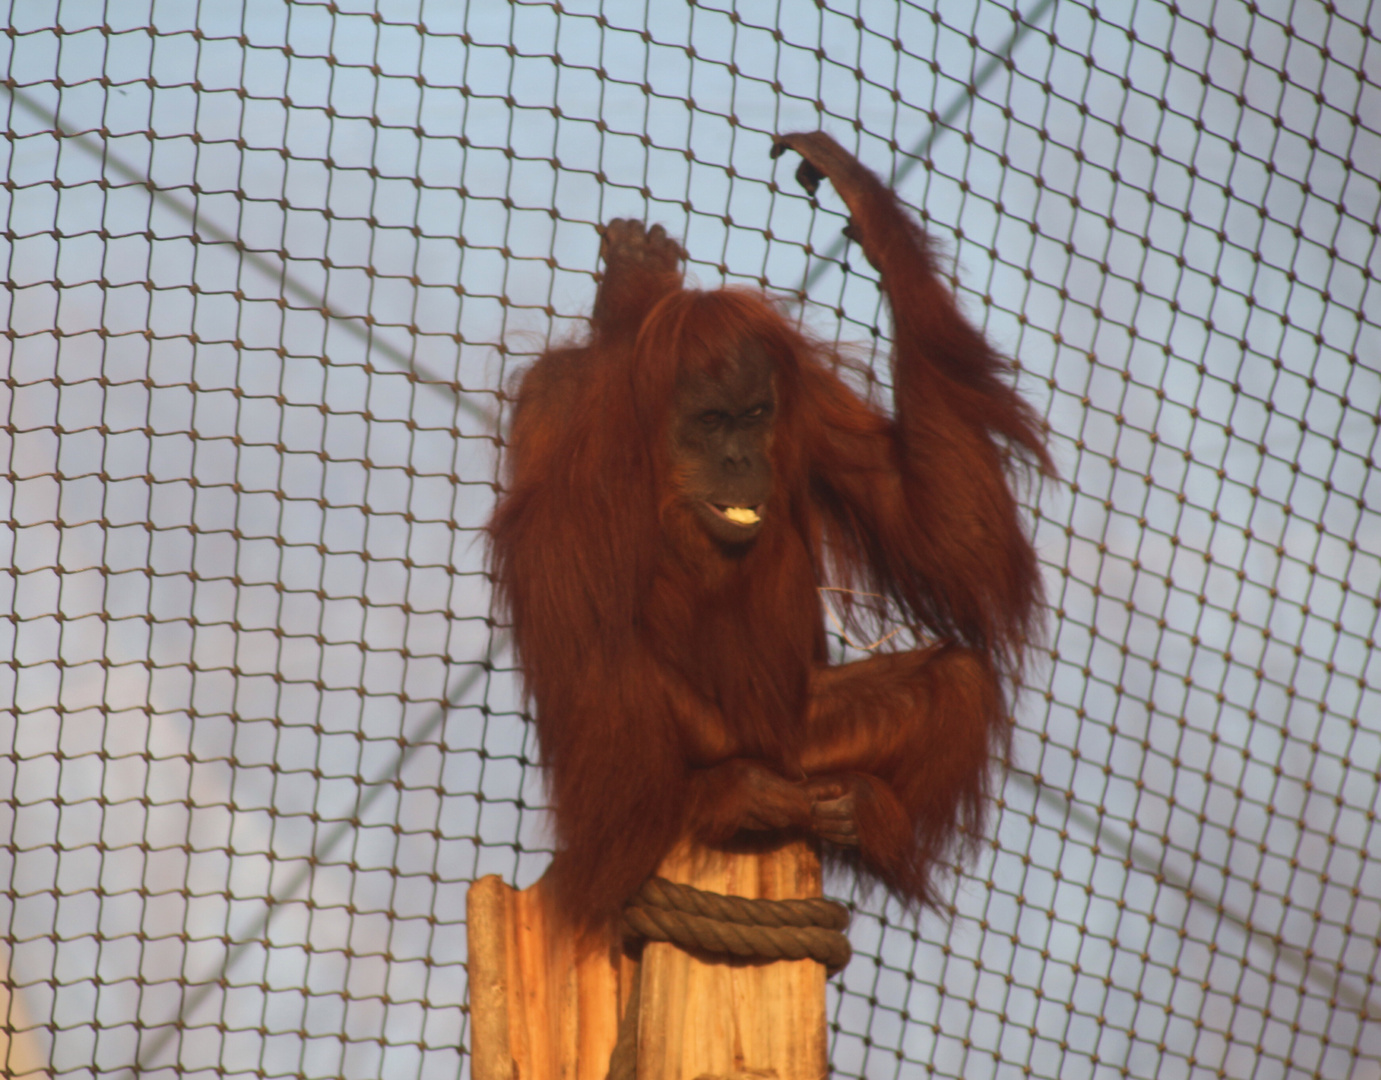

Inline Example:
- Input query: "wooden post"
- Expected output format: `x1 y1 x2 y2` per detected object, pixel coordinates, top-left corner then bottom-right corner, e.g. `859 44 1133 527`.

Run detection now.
0 946 49 1080
466 873 635 1080
467 839 830 1080
635 838 828 1079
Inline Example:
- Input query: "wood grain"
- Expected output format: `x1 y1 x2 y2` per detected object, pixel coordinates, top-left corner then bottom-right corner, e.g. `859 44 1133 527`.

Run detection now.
637 840 827 1080
467 840 829 1080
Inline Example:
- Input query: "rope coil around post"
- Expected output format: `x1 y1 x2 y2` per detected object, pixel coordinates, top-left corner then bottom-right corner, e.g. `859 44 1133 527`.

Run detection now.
606 876 852 1080
623 876 853 974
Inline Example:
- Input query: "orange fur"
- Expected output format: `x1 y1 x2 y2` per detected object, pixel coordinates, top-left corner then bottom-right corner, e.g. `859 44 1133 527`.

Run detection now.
489 134 1050 931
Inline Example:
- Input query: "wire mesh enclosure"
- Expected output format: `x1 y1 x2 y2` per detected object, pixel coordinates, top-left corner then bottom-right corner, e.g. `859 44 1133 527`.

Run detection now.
1 0 1378 1078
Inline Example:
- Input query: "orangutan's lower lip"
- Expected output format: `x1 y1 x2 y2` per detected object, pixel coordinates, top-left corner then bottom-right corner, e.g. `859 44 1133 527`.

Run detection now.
709 504 762 526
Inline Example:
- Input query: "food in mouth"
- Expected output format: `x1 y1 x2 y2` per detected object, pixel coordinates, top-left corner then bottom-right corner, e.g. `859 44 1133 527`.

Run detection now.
713 504 761 526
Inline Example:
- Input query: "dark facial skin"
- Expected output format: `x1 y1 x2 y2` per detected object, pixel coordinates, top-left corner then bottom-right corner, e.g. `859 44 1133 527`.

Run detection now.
671 346 776 546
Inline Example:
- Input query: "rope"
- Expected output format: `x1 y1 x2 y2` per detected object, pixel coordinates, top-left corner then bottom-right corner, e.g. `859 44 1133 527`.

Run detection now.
623 877 852 973
633 876 851 932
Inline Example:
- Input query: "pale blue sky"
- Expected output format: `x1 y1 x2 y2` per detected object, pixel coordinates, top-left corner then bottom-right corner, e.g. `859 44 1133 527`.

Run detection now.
1 1 1378 1078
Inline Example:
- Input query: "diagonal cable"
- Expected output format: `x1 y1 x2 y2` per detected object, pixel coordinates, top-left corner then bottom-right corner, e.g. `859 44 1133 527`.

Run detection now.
4 79 508 1075
1013 773 1379 1021
798 0 1057 293
2 84 493 426
126 641 509 1076
782 0 1373 1021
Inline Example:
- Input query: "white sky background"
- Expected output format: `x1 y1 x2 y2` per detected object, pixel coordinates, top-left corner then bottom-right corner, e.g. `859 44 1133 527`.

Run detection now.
1 1 1379 1079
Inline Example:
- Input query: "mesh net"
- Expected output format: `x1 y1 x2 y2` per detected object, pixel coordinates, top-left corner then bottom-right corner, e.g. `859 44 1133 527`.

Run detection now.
2 1 1378 1078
